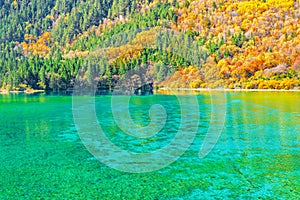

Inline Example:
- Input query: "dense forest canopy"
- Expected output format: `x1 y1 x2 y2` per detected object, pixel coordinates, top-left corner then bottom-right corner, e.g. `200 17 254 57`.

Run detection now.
0 0 300 91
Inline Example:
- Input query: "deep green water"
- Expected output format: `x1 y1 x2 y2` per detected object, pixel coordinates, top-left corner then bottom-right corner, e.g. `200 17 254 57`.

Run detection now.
0 92 299 199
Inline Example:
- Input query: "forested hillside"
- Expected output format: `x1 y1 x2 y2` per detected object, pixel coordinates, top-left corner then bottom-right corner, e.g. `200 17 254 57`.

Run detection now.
1 0 300 91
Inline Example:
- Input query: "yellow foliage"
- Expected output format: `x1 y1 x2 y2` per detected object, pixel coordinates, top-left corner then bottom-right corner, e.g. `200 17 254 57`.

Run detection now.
160 66 204 88
37 82 46 89
237 1 268 14
22 32 51 57
266 0 294 9
13 0 18 9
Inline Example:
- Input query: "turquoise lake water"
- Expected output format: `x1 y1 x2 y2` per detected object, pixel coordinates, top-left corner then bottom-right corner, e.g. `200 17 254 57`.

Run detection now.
0 92 299 199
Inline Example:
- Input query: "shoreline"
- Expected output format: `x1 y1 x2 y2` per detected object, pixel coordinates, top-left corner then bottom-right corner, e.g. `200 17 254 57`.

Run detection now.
1 88 300 95
0 89 45 95
158 87 300 92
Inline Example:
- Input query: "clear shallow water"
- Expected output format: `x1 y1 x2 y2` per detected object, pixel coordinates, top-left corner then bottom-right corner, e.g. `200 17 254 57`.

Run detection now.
0 92 299 199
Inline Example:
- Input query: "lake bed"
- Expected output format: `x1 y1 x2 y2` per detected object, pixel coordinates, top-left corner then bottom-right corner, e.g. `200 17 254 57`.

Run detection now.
0 92 299 199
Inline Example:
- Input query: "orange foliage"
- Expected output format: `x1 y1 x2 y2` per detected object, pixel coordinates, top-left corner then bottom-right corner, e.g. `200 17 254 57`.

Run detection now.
160 66 204 88
172 0 300 89
21 32 51 57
